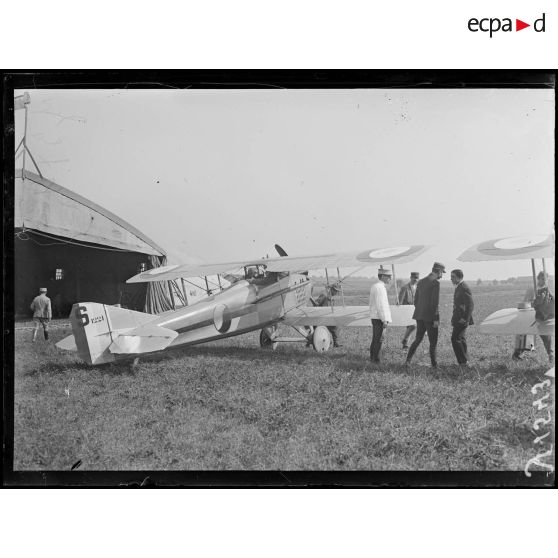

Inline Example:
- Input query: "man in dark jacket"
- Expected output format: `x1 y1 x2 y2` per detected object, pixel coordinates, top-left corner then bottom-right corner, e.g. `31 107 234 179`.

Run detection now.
405 262 445 368
450 269 474 366
399 271 419 349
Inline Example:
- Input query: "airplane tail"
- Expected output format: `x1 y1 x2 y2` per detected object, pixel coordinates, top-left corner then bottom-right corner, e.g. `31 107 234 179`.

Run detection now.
56 303 178 365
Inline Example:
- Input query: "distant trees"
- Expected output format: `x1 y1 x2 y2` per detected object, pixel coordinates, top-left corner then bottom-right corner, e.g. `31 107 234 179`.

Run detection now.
477 278 483 286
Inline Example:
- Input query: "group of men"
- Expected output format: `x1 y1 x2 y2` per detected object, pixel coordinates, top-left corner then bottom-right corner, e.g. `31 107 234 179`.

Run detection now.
367 262 474 368
29 267 554 366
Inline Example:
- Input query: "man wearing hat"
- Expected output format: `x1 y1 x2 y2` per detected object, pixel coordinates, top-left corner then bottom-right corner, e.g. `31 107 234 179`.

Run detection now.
30 287 52 342
369 266 392 363
315 282 343 347
405 262 445 368
399 272 420 349
450 269 474 366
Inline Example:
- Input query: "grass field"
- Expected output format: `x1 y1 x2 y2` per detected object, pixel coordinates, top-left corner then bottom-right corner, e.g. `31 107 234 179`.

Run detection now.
12 281 555 471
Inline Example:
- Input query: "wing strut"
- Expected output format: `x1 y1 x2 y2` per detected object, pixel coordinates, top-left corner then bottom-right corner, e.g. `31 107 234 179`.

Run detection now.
181 278 189 305
324 269 333 311
168 281 176 310
337 267 345 307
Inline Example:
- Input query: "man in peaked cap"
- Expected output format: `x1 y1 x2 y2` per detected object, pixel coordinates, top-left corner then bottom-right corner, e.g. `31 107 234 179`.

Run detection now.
315 282 343 347
369 266 393 364
30 287 52 342
399 271 420 349
405 262 445 368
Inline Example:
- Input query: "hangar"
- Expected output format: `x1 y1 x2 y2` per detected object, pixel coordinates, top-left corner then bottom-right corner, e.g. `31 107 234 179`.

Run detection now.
14 169 181 318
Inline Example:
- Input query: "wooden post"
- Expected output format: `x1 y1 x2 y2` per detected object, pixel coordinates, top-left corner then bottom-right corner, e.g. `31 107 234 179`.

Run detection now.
391 263 399 305
22 104 28 178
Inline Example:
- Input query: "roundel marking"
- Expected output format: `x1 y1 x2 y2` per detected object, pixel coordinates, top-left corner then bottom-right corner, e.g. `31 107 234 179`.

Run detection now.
367 246 411 259
493 236 548 250
357 246 412 262
213 304 232 333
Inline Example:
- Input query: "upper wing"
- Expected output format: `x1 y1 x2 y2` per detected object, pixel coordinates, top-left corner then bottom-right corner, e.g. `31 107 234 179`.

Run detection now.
458 234 554 262
283 305 416 327
263 245 430 273
127 262 248 283
127 244 430 283
479 308 555 336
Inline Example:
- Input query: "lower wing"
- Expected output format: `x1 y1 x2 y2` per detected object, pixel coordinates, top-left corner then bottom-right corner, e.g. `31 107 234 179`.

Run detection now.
283 305 415 327
479 308 555 336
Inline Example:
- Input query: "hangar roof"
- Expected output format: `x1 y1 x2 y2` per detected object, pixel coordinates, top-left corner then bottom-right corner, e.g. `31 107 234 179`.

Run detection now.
15 169 166 257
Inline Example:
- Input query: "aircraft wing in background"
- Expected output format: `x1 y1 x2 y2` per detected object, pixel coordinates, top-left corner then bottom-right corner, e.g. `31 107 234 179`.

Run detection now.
479 308 555 336
458 234 554 262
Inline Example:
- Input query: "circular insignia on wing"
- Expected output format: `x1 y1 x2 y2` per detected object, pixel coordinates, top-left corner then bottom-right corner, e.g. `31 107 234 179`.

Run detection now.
357 246 412 262
213 304 232 333
147 264 179 275
493 236 548 250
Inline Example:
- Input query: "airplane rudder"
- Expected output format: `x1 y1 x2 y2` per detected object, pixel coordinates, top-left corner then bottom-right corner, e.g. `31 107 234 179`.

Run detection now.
69 302 114 365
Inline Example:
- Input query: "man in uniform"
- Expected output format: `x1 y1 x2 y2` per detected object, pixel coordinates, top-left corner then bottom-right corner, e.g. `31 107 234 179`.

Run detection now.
399 271 419 349
450 269 474 367
30 287 52 342
315 282 342 347
369 267 392 363
405 262 445 368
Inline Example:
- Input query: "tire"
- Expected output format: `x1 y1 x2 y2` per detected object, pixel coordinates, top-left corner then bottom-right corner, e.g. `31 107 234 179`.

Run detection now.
312 326 331 352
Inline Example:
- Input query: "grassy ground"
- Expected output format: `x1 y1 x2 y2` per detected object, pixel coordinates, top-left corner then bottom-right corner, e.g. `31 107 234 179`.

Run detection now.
13 282 555 471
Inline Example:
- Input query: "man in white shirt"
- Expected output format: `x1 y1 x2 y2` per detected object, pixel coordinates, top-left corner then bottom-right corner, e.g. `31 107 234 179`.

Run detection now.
369 267 393 363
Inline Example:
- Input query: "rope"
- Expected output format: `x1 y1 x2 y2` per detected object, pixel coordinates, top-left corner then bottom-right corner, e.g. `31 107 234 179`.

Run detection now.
15 228 137 252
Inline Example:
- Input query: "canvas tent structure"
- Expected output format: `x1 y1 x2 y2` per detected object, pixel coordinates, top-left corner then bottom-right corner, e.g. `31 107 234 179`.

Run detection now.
14 169 183 318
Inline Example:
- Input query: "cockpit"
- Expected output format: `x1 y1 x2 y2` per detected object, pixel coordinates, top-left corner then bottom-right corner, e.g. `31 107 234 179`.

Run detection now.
244 264 280 285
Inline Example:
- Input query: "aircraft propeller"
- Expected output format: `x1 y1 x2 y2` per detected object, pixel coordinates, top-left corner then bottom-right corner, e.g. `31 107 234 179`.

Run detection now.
274 244 288 257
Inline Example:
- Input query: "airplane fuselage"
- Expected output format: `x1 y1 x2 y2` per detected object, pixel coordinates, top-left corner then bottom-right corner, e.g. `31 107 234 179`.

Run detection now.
154 273 312 348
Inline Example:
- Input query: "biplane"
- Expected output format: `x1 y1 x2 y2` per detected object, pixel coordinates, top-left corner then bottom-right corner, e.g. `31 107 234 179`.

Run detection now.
458 234 555 337
56 244 429 365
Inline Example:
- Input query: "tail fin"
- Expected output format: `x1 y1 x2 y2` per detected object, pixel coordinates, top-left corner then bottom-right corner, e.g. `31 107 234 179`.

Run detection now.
58 303 163 365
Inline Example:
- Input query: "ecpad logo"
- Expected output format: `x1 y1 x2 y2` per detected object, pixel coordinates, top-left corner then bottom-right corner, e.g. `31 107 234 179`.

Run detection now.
468 13 545 37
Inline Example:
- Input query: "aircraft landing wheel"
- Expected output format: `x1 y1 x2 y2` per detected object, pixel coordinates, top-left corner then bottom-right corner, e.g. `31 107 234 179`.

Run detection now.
260 327 278 350
312 326 331 352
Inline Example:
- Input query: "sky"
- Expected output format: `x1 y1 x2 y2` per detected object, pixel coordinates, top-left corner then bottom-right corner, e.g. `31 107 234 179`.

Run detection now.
14 88 555 280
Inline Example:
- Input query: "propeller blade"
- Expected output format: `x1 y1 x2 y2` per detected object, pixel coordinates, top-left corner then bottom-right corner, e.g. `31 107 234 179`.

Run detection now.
274 244 288 257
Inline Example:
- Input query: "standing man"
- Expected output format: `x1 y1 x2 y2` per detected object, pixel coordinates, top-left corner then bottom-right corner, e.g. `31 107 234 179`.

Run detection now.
316 282 342 347
512 271 554 363
369 267 392 363
405 262 445 368
30 287 52 342
399 271 419 349
532 271 554 365
450 269 474 367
